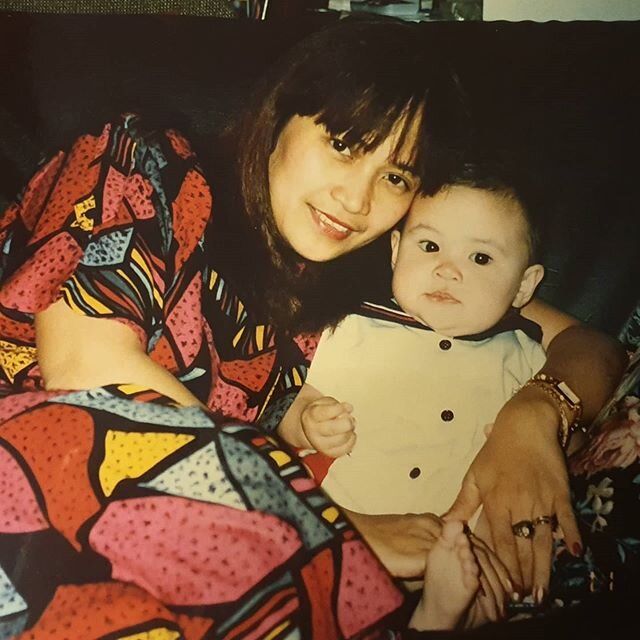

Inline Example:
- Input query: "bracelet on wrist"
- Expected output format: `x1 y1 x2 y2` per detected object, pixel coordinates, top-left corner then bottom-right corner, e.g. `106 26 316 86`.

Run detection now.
521 373 584 450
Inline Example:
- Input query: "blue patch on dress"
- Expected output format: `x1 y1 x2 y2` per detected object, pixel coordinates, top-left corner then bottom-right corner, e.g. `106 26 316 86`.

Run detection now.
80 228 134 267
218 432 334 550
0 565 28 637
51 388 215 429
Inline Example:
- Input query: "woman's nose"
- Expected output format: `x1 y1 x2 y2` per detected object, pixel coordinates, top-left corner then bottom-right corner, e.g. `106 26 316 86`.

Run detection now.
330 169 373 216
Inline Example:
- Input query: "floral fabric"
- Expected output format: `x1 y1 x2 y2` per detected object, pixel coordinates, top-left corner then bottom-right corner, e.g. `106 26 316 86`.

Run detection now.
552 302 640 604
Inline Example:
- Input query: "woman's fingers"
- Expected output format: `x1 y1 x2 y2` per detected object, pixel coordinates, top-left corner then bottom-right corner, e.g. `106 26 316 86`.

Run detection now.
346 512 443 578
514 532 535 593
476 574 501 622
471 538 507 618
531 518 553 602
471 534 513 596
556 497 582 558
484 501 524 594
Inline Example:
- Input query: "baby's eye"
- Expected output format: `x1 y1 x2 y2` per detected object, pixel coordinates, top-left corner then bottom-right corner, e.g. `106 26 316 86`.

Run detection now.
330 137 352 156
471 252 492 265
419 240 439 253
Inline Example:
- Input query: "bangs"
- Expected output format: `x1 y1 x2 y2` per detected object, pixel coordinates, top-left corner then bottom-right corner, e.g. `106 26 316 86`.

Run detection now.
259 21 468 197
274 82 430 184
312 94 425 171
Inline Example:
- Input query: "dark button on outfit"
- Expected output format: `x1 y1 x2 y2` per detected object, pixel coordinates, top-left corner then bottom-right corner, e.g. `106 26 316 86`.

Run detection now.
409 467 421 479
441 409 454 422
439 339 452 351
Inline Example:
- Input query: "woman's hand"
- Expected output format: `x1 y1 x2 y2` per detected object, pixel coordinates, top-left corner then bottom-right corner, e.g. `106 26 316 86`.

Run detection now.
344 510 443 578
446 385 579 597
447 304 627 598
467 531 512 623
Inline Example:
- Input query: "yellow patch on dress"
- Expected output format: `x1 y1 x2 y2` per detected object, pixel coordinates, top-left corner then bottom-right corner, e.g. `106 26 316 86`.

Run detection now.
116 384 153 396
232 325 245 348
117 628 181 640
71 195 96 231
264 620 292 640
99 430 195 497
269 450 291 467
0 340 37 383
321 506 340 523
63 275 112 314
255 325 265 350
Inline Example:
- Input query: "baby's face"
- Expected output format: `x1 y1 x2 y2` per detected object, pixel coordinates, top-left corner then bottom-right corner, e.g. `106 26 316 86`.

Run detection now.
390 185 542 337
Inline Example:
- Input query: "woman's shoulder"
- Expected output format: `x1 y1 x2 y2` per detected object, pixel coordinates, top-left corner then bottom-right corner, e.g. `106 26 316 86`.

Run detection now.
54 112 202 171
117 113 199 159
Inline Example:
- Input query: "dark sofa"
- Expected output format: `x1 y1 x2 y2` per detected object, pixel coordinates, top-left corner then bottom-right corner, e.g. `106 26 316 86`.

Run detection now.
1 12 639 337
0 11 639 638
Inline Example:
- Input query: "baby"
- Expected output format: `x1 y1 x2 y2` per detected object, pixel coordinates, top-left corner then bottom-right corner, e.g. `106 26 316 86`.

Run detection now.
279 165 546 628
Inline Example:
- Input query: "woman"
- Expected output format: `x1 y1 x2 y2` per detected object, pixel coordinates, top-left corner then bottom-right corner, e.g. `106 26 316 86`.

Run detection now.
0 20 625 638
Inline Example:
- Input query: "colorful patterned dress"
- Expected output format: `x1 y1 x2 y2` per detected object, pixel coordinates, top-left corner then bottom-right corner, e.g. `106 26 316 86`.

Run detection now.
0 115 404 639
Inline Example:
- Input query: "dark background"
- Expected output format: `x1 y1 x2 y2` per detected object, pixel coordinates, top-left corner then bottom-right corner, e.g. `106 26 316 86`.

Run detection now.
1 12 638 334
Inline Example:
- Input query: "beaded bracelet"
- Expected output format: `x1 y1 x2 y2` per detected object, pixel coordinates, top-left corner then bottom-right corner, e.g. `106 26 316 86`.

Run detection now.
521 373 584 449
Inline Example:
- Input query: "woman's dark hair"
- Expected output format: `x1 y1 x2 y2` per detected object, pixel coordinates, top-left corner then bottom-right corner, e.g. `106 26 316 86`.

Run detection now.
210 19 467 333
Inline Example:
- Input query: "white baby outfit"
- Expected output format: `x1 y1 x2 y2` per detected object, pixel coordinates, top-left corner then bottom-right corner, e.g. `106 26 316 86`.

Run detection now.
305 301 546 518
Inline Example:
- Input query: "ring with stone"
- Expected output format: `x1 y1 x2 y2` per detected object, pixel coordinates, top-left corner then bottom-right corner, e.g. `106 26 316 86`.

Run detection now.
511 519 536 539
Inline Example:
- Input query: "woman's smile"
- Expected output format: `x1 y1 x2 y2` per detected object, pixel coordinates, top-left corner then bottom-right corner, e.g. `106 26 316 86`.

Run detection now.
309 205 358 240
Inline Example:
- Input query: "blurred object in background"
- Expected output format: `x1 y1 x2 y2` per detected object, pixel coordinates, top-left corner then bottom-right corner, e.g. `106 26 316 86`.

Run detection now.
483 0 640 22
241 0 329 19
350 1 428 22
328 0 350 11
434 0 482 20
0 0 238 16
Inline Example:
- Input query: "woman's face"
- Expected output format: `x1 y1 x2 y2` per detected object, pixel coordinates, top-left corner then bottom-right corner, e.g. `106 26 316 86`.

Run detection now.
268 115 420 262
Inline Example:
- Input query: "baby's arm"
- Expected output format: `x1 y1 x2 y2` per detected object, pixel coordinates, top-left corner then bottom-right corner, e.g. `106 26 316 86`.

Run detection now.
278 383 356 457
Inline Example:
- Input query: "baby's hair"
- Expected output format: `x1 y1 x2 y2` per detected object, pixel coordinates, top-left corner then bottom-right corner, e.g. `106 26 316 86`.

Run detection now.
435 160 542 264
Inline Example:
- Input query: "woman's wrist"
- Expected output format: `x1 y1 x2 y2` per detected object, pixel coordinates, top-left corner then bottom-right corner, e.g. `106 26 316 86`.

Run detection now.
499 385 563 442
519 374 584 449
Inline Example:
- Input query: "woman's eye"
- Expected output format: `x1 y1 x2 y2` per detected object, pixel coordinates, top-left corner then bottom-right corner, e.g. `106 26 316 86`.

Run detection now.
472 252 492 265
419 241 439 253
330 138 351 156
386 173 410 191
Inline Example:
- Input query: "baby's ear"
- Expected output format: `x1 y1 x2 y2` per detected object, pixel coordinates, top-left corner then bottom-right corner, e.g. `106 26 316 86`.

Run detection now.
513 263 545 308
390 230 401 270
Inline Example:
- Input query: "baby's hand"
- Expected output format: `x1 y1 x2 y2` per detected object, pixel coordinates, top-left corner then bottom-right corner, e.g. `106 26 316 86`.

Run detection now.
301 396 356 458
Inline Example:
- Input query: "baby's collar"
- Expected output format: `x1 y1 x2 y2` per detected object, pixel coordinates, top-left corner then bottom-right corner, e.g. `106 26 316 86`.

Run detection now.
358 299 543 343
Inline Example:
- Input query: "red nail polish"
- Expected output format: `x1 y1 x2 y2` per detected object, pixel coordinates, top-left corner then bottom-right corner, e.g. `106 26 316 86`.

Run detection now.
572 542 583 557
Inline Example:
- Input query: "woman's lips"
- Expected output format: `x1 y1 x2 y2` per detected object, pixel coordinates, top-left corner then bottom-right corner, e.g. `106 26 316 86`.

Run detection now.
425 291 460 303
309 206 356 240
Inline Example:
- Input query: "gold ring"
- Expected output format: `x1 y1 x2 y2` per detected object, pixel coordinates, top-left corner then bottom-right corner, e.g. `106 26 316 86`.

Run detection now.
533 515 558 530
511 520 535 539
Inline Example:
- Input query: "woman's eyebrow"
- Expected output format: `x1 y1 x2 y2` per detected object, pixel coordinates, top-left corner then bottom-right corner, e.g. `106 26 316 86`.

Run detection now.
391 160 417 175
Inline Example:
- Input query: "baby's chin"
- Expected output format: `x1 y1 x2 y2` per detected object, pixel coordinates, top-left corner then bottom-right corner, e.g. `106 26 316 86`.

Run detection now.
414 316 486 338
